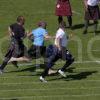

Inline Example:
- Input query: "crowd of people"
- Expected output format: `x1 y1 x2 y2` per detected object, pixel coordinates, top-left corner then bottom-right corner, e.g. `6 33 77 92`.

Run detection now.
0 0 100 82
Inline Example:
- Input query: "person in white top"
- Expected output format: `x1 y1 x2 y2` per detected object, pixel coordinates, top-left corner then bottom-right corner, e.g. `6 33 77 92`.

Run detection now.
87 0 100 6
55 27 68 49
40 21 74 82
83 0 100 35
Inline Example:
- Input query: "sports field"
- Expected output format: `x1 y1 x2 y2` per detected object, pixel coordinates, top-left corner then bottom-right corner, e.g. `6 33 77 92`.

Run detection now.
0 0 100 100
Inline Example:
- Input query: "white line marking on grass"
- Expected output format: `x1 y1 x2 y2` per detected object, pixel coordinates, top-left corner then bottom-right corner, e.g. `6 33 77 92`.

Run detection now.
0 76 35 79
0 80 100 85
92 50 100 52
8 63 34 66
0 94 100 100
0 60 99 79
6 60 100 67
76 67 100 70
0 87 100 92
72 10 82 15
74 61 100 64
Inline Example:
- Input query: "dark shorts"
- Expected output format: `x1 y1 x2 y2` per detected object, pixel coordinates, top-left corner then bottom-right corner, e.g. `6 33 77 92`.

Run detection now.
45 45 73 68
85 5 100 20
5 41 27 59
28 45 46 59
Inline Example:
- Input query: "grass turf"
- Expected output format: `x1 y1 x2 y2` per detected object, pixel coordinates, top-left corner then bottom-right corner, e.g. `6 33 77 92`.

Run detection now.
0 0 100 100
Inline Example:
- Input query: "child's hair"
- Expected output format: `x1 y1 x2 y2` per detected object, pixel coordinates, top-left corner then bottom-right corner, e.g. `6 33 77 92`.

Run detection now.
38 21 47 27
17 16 25 23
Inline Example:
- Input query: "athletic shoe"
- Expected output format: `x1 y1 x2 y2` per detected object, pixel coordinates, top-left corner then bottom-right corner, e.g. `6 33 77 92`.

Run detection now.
58 70 66 77
40 76 47 83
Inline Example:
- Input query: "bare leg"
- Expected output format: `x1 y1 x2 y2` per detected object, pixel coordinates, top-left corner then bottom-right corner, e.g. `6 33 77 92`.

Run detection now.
9 56 30 63
48 69 57 75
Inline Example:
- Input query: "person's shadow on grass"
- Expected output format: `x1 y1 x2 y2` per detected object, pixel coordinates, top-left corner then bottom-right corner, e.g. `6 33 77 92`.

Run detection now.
72 24 84 30
65 71 97 81
49 71 98 81
5 64 45 73
72 23 95 30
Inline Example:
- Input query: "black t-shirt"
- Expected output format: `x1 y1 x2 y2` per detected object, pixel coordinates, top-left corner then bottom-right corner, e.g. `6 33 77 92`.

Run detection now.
10 23 25 42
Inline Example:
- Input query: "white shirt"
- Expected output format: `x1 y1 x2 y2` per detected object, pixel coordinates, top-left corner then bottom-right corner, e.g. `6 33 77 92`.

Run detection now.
55 28 68 47
87 0 100 6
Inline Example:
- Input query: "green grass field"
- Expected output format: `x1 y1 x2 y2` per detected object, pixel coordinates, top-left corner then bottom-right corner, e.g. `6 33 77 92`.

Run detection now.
0 0 100 100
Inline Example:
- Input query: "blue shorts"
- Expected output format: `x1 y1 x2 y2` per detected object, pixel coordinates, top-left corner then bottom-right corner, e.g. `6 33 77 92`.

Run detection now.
45 45 73 68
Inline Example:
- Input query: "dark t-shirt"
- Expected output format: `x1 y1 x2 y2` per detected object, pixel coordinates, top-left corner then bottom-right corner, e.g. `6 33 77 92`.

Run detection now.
10 23 25 42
